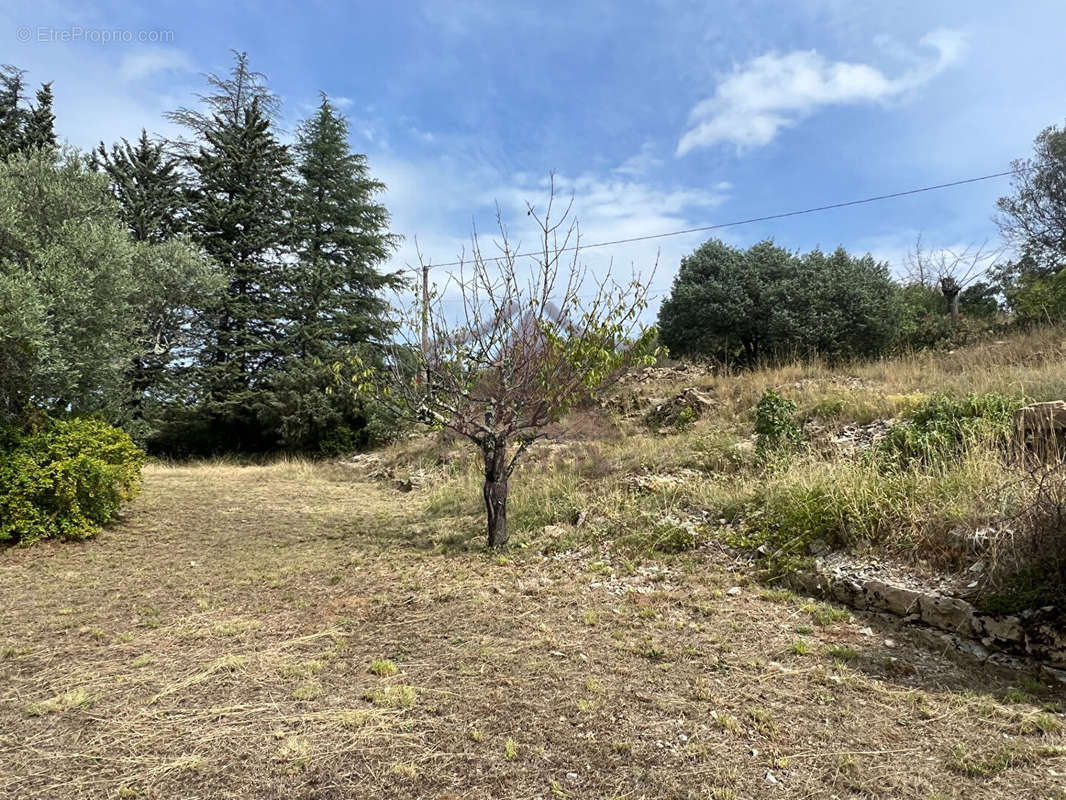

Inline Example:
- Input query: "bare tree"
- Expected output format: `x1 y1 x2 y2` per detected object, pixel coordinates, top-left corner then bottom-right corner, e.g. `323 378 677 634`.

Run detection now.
905 235 1004 320
347 180 657 548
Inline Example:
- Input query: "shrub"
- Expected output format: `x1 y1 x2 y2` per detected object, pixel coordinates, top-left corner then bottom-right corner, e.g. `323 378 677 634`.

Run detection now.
878 393 1024 465
1007 269 1066 326
658 239 900 363
979 465 1066 614
0 417 144 545
754 389 803 455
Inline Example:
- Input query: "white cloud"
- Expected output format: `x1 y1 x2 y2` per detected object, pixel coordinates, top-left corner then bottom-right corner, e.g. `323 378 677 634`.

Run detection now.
676 29 967 155
614 142 663 177
372 150 730 323
118 47 195 82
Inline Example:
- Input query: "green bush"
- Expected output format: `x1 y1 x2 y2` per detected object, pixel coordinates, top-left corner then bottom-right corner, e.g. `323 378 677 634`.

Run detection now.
658 239 901 364
1006 269 1066 326
878 392 1024 465
0 417 145 545
754 389 803 455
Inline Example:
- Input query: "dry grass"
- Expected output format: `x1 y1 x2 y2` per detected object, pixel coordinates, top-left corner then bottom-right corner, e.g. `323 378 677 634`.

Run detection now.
2 449 1065 799
4 327 1066 797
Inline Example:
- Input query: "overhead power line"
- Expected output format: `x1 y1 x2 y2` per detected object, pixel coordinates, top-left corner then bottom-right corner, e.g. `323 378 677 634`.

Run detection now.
404 168 1022 273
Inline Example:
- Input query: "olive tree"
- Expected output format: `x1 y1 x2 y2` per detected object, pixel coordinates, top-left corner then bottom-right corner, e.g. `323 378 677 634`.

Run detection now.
347 183 656 548
0 149 214 429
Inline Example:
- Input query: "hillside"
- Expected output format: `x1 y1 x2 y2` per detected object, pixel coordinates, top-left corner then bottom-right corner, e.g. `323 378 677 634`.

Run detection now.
3 327 1066 798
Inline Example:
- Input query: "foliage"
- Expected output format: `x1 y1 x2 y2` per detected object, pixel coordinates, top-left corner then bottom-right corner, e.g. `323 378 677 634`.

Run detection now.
0 66 55 158
0 150 211 429
149 55 399 456
184 97 293 424
958 281 1000 318
896 283 981 351
754 389 803 455
658 239 900 364
980 466 1066 614
288 94 400 359
878 392 1024 465
0 417 144 545
346 182 658 548
92 129 186 244
269 354 407 455
997 120 1066 277
1005 268 1066 326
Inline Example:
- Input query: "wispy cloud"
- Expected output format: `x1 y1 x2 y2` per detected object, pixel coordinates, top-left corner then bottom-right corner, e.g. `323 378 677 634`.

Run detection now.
118 47 195 82
676 29 967 155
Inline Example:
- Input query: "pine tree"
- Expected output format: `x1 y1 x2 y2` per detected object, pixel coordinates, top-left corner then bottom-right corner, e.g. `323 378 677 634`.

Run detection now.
265 96 401 452
0 68 56 158
289 95 399 358
185 96 293 448
92 130 185 243
167 51 279 143
23 82 55 152
0 66 27 158
92 129 218 434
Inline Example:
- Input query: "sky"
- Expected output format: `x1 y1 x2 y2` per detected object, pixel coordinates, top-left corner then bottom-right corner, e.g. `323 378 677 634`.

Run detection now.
4 0 1065 314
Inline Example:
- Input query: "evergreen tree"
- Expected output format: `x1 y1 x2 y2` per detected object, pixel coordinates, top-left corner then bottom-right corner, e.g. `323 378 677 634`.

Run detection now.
183 96 293 450
0 68 56 158
92 129 219 434
92 130 185 243
289 95 399 357
0 66 27 158
23 82 55 152
268 96 400 452
167 51 279 142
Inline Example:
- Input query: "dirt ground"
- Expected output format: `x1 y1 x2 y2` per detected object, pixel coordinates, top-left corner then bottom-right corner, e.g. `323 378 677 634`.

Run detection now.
2 461 1065 799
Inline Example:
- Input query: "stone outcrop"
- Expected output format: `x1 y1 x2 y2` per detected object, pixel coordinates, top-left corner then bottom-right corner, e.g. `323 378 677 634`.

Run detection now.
1014 400 1066 462
644 387 717 431
791 563 1066 677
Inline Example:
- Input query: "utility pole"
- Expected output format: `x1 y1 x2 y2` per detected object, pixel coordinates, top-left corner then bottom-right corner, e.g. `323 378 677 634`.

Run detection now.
421 261 430 360
420 257 431 388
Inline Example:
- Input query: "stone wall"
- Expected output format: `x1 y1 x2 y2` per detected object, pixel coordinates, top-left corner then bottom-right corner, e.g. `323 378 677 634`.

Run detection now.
789 566 1066 682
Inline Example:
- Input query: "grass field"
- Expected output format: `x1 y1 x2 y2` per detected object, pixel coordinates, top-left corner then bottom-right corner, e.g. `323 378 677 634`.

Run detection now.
3 456 1066 799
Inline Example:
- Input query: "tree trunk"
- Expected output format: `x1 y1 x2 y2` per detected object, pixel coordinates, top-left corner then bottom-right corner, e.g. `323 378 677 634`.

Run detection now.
948 292 960 321
482 439 509 549
940 277 961 321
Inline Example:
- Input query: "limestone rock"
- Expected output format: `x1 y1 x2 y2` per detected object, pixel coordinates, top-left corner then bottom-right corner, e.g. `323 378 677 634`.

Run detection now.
973 613 1025 645
644 388 717 431
865 580 920 616
918 593 977 636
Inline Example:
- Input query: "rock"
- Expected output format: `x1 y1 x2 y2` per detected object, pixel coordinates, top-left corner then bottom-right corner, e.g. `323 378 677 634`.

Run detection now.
828 418 896 452
726 586 742 596
829 577 866 610
918 593 977 636
1025 621 1066 667
864 580 920 616
395 472 426 492
973 613 1025 645
644 387 717 431
807 538 830 556
1013 400 1066 462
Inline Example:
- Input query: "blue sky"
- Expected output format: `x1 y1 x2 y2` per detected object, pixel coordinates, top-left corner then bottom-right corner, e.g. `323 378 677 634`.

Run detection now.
6 0 1066 310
